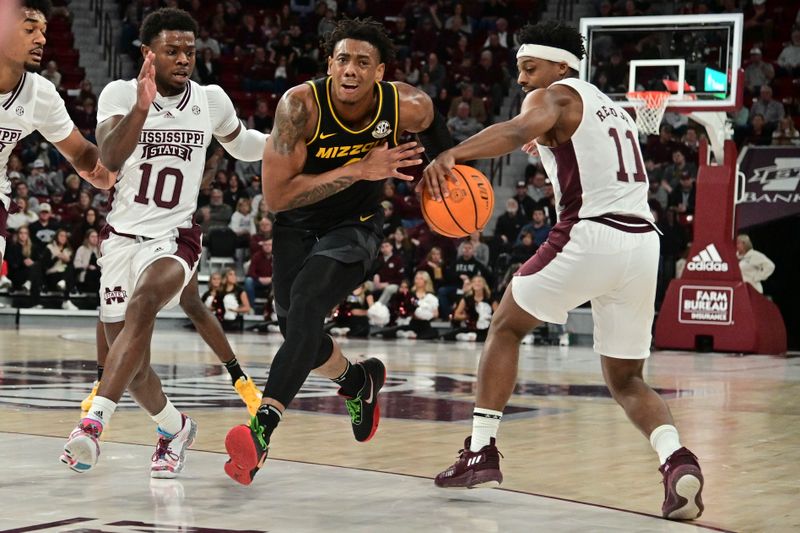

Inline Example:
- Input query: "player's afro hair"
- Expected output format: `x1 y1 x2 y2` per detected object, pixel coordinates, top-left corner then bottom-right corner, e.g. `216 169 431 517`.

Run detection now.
517 21 586 64
139 7 198 46
22 0 52 18
324 17 395 64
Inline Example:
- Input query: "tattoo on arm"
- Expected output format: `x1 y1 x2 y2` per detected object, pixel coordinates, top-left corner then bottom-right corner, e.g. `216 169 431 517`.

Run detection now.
284 176 356 210
273 94 308 155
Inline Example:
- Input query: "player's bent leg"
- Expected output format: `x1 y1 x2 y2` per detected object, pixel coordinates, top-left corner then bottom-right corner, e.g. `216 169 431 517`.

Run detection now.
179 274 261 415
601 356 704 520
435 289 543 489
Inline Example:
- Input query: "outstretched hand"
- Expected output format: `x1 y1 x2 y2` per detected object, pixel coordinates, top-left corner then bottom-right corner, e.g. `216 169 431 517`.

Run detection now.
78 160 117 190
418 151 456 201
136 51 157 111
358 141 424 181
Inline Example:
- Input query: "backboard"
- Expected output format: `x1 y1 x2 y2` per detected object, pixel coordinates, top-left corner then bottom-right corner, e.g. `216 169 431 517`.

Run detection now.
579 14 744 113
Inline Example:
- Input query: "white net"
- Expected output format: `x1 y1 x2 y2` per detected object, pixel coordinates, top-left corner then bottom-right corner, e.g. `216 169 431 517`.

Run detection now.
626 91 672 135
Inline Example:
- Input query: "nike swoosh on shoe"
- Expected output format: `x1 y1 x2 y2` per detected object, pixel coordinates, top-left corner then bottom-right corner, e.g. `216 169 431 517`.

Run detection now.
364 376 374 404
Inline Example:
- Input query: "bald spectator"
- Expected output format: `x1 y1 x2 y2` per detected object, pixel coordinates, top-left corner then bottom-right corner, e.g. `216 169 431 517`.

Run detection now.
448 83 487 125
196 188 233 236
750 85 785 129
447 102 484 143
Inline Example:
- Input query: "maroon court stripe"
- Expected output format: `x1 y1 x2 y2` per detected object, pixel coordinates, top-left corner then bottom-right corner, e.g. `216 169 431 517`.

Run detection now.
0 517 94 533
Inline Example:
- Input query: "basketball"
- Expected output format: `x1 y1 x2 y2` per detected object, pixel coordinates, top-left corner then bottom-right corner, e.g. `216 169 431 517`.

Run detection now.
421 165 495 238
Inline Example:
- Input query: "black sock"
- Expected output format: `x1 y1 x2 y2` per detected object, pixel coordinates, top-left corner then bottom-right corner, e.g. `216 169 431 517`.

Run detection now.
224 357 246 385
97 365 104 382
331 360 365 398
255 404 282 442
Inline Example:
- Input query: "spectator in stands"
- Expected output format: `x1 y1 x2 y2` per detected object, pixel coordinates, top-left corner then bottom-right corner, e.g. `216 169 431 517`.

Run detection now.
447 101 484 143
777 29 800 75
540 180 559 226
221 269 251 330
244 238 273 308
422 52 446 90
518 206 551 247
445 3 474 33
381 200 402 236
247 99 273 134
750 85 785 130
489 18 510 49
668 174 696 215
73 229 100 294
438 241 493 319
741 113 773 146
510 228 537 264
202 271 226 324
736 234 775 294
26 159 59 199
646 124 682 167
448 82 488 124
494 198 525 250
329 283 373 338
390 226 416 275
401 57 420 86
72 98 97 140
435 86 452 116
8 197 37 231
372 240 406 305
91 189 110 216
224 175 249 209
473 50 505 116
459 231 490 268
41 60 61 88
412 19 439 58
442 275 497 342
229 197 254 249
44 229 77 310
195 26 221 59
385 271 440 340
71 207 101 251
249 216 273 256
390 16 412 60
479 0 509 29
744 0 772 45
681 126 701 165
744 47 775 95
195 47 220 85
63 190 93 227
772 116 800 145
317 5 336 39
245 174 262 199
62 173 82 205
527 169 548 203
5 226 44 300
661 150 697 192
29 203 60 245
418 246 447 292
78 79 96 103
512 180 537 220
13 181 39 213
243 46 280 93
648 177 669 212
195 188 233 237
416 71 437 99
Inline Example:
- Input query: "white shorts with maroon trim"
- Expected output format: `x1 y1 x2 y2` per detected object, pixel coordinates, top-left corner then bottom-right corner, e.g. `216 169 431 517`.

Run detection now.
511 217 659 359
97 224 202 323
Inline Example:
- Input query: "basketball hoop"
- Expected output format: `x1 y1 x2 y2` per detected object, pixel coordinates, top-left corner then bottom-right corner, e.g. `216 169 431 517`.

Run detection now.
626 91 671 135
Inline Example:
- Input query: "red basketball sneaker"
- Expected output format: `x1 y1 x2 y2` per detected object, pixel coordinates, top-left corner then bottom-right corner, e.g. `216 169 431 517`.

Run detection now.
434 437 503 489
659 447 704 520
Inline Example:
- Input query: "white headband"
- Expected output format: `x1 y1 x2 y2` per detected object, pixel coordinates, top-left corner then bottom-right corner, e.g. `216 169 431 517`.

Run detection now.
516 44 580 71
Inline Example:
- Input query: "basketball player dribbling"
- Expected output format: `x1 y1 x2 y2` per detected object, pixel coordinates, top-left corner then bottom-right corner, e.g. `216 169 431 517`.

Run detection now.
423 22 704 520
61 8 267 478
222 18 454 485
1 0 115 269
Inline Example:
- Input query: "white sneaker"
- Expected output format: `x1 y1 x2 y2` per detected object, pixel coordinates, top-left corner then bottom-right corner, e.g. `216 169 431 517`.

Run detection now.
22 280 31 293
330 327 350 337
266 324 281 333
455 332 478 342
62 300 79 311
0 275 11 289
559 332 570 347
57 279 67 290
521 333 535 345
60 419 103 473
151 414 198 479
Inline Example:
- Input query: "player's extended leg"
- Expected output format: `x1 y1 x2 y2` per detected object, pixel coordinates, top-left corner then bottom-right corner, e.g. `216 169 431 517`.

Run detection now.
601 356 704 520
61 258 196 475
434 288 542 489
179 272 261 415
80 320 108 414
224 255 384 485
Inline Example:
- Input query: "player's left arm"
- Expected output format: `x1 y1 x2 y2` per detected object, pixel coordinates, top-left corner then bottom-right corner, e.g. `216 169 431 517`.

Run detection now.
53 129 116 190
422 88 563 201
208 85 268 162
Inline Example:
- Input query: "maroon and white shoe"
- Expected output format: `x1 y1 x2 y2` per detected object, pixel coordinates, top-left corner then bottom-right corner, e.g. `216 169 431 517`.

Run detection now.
659 447 704 520
434 436 503 489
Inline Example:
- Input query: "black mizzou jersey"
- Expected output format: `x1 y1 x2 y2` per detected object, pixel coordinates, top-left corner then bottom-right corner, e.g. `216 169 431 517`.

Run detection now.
275 76 400 231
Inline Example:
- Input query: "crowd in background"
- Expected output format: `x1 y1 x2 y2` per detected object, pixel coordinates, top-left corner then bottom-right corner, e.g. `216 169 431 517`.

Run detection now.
1 0 794 336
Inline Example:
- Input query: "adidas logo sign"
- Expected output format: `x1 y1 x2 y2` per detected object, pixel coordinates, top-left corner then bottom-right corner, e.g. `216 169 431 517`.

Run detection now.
165 111 175 119
687 243 729 272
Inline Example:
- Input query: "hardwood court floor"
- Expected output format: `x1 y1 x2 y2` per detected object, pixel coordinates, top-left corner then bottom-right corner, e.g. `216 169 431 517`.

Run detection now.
0 326 798 532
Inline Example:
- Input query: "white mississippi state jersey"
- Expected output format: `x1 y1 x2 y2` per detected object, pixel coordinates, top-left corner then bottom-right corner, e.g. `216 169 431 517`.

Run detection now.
535 77 653 224
97 79 239 238
0 72 74 208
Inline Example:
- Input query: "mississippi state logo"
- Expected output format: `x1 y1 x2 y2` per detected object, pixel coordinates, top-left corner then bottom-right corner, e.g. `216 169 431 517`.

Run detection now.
371 119 392 139
15 106 24 116
103 286 128 305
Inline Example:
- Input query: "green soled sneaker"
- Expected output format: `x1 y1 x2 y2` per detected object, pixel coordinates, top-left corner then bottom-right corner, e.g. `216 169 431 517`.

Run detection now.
340 358 386 442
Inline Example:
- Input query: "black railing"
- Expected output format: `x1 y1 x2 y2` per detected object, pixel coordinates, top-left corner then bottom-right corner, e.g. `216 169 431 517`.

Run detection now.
89 0 121 79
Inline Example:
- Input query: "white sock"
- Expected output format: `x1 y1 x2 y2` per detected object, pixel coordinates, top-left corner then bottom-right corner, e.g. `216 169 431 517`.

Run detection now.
470 407 503 452
85 396 117 429
151 398 183 437
650 424 682 464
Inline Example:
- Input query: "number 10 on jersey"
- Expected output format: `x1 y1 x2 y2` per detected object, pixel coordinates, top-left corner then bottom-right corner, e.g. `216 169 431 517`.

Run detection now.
133 163 185 209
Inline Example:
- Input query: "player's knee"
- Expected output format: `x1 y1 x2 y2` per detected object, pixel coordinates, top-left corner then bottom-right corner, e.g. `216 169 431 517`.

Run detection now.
126 292 163 320
603 359 644 396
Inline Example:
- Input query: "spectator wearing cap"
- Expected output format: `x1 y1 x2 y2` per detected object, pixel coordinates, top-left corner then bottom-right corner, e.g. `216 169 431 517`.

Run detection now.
512 180 537 220
777 29 800 75
447 102 484 144
28 203 62 246
244 238 273 308
26 159 60 199
750 85 785 130
744 47 775 95
13 181 40 213
661 150 698 193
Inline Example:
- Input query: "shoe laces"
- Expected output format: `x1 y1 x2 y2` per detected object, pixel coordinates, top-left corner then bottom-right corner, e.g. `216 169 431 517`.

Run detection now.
249 415 269 450
152 437 179 462
344 397 362 424
78 420 102 439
